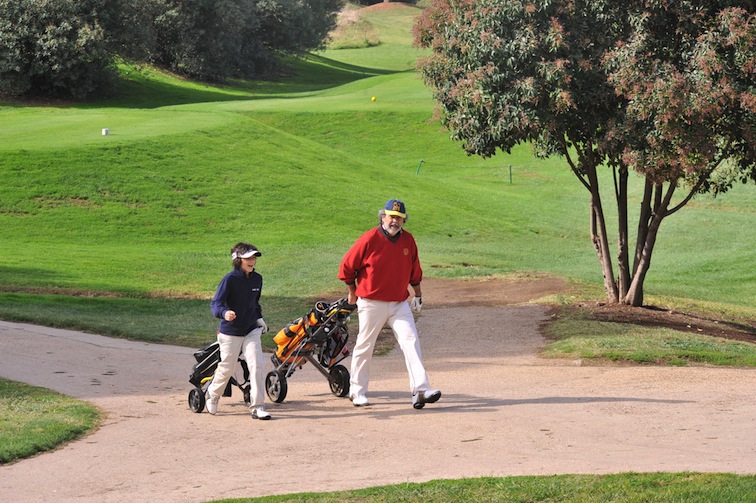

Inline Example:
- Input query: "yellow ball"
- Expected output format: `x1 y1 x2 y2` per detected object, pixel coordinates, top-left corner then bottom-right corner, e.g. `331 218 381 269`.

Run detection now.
371 96 376 101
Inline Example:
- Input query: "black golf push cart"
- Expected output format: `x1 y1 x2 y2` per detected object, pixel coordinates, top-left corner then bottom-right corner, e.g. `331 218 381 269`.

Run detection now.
187 341 250 413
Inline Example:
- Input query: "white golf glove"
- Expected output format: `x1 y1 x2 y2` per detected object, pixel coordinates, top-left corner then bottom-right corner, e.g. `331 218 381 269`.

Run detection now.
410 296 422 313
257 318 269 333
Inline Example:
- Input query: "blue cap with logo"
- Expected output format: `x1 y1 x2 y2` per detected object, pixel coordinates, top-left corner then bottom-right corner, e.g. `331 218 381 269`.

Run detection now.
384 199 407 218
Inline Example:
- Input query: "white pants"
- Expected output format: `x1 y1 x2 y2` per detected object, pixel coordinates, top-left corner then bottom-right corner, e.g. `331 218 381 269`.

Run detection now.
208 328 265 409
349 298 430 397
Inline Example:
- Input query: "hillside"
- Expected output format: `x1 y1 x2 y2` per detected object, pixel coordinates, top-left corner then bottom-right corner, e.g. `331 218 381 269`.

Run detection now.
0 2 753 344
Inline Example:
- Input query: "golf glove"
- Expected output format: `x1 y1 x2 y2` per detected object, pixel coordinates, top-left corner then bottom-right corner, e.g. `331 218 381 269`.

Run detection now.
257 318 269 333
410 296 422 313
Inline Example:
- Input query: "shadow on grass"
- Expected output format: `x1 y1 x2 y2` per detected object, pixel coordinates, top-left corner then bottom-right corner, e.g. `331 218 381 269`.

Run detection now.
90 55 398 110
0 54 397 110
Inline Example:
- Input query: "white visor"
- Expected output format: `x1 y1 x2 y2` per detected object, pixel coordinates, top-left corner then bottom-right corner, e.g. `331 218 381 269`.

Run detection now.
232 249 261 260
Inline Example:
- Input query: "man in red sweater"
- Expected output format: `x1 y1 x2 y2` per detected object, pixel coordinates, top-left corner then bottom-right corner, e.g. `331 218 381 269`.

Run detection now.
339 199 441 409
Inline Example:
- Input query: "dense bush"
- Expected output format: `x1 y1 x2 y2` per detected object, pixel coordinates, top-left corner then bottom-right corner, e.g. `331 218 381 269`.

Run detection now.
151 0 263 80
255 0 343 54
0 0 117 98
150 0 341 81
0 0 344 97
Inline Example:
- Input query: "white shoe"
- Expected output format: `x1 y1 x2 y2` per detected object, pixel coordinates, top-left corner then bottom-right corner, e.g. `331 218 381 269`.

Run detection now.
412 389 441 409
206 395 219 415
351 394 369 407
251 407 271 420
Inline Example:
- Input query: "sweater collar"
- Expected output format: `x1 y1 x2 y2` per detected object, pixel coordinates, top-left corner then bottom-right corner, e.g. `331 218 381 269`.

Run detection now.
378 224 402 243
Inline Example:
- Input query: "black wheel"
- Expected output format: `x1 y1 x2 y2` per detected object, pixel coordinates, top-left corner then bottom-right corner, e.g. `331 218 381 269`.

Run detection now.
188 387 205 413
265 370 288 403
329 364 350 397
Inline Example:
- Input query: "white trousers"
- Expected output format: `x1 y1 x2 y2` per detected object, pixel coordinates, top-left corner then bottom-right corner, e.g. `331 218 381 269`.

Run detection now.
208 328 265 409
349 298 430 397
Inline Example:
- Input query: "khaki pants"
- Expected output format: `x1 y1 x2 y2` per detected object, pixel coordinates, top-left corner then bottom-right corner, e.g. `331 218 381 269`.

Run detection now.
349 298 431 397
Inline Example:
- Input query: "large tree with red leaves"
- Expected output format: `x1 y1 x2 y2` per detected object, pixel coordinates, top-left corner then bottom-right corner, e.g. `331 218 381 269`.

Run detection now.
415 0 755 306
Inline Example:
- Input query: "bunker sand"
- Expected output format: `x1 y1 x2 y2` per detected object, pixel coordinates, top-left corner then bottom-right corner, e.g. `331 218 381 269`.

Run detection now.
1 278 754 502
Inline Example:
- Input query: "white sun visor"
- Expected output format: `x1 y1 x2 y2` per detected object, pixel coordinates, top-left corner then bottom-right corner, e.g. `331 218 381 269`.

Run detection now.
232 249 261 260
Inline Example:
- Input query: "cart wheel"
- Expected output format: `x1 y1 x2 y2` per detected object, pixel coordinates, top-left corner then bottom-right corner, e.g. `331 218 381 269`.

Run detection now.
188 387 205 413
329 364 350 397
265 370 288 403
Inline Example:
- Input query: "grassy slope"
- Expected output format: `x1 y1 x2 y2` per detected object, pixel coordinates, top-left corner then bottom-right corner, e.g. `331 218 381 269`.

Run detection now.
0 3 753 346
1 3 755 495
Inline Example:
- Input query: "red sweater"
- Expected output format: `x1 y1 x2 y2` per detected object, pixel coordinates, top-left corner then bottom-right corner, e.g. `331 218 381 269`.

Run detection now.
339 226 423 302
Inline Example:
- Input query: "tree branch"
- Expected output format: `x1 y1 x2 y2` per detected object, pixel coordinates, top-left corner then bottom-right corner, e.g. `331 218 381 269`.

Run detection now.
665 160 723 216
561 135 591 191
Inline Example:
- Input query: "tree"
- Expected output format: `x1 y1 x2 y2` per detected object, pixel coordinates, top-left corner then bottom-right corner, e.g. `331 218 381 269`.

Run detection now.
415 0 755 306
0 0 344 96
151 0 343 81
254 0 344 55
151 0 263 80
0 0 116 98
105 0 163 62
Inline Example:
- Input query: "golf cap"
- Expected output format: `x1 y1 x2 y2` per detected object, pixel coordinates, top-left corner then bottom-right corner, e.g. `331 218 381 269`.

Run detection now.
383 199 407 218
232 247 261 260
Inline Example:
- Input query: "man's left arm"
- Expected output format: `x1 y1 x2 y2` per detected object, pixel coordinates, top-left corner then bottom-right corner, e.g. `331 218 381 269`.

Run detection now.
408 235 423 312
411 283 422 298
410 283 423 313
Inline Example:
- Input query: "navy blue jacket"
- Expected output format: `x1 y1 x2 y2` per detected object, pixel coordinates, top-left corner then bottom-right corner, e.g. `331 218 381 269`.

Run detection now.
211 267 263 336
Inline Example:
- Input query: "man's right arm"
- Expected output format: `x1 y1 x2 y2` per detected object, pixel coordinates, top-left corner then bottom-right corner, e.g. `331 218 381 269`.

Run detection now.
345 282 357 305
339 235 367 305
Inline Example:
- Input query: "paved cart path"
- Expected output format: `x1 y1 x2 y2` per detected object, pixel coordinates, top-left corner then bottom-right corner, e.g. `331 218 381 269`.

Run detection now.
1 279 754 502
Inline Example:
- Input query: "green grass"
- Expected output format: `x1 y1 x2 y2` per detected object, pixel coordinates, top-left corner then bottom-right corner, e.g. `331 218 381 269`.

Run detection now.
542 318 756 367
216 473 756 502
0 378 101 464
0 2 754 496
0 0 753 344
319 3 428 70
0 292 314 348
0 1 753 349
327 4 381 50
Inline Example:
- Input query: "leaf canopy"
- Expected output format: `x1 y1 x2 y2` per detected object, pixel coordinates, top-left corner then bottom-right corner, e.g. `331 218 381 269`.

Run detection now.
415 0 756 190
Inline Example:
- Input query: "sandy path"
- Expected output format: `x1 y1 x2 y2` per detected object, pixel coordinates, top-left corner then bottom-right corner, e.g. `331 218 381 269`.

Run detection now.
1 299 755 502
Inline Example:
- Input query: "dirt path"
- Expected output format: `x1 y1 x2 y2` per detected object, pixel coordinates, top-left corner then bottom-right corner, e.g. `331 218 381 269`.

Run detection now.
1 278 754 502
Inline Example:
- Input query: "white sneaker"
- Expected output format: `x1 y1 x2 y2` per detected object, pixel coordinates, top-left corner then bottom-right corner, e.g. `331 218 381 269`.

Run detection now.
251 407 271 420
412 389 441 409
206 395 219 415
351 394 369 407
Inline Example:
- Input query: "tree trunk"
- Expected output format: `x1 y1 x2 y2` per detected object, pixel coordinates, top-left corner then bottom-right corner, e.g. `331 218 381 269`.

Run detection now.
624 182 676 306
615 165 631 299
586 165 619 302
633 179 654 278
625 214 662 306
